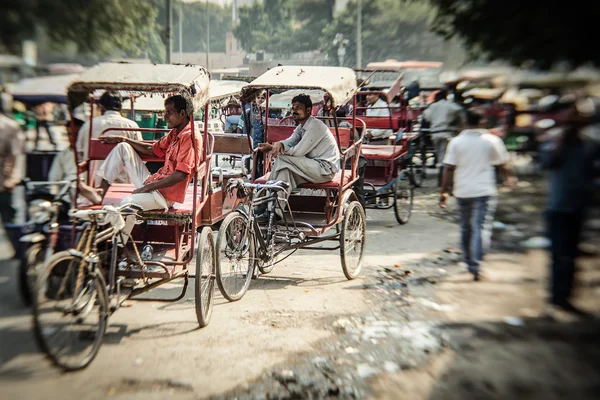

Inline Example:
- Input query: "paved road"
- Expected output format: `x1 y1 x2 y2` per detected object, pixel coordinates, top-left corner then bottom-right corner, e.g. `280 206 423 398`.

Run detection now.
0 189 457 399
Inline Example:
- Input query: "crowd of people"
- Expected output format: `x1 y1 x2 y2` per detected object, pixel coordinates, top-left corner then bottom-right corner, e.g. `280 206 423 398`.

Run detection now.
0 81 598 319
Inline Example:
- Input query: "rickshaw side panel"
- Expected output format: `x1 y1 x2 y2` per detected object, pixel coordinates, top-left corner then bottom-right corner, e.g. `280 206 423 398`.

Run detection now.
88 139 166 163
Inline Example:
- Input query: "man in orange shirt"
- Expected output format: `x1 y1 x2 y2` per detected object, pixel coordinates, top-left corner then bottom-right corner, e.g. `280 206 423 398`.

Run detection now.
91 95 201 210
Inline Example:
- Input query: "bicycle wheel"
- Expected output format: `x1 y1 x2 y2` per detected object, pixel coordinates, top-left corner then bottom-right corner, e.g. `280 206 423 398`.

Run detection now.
393 170 414 225
195 227 215 327
33 251 108 371
215 211 255 301
340 201 366 280
19 243 44 306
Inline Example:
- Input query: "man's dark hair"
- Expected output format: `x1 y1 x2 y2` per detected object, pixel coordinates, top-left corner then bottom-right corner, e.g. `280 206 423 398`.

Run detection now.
99 91 122 111
465 109 482 126
165 94 193 115
291 93 313 109
435 89 447 102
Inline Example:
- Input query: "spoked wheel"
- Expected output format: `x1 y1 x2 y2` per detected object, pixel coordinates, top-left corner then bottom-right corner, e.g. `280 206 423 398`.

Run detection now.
411 136 427 187
33 251 108 371
195 227 215 327
19 244 45 306
215 211 255 301
393 169 414 225
340 201 366 280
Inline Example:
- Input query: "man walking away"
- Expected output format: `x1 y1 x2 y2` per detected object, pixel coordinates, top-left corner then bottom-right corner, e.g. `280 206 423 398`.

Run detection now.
422 89 464 185
440 110 514 281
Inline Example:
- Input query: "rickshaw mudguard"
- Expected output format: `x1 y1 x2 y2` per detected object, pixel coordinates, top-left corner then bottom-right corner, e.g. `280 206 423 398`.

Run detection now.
341 190 358 212
19 233 46 244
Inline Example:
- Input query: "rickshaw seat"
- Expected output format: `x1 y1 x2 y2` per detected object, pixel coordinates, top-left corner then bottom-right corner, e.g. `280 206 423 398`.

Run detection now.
361 145 407 161
253 169 353 190
98 184 196 214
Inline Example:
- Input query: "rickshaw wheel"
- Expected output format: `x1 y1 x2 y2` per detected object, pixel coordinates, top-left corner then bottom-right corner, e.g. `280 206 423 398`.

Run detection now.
393 170 414 225
411 136 427 187
340 201 366 280
195 227 215 328
215 211 255 302
33 251 108 371
19 243 45 306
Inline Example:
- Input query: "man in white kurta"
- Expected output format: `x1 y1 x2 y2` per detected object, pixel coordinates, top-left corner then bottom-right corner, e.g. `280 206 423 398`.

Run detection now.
258 94 340 219
76 91 141 185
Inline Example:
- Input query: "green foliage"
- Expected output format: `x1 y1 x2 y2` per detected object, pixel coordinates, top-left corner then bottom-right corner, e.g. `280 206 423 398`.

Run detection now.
428 0 600 69
233 0 335 54
165 1 233 54
0 0 159 59
321 0 463 67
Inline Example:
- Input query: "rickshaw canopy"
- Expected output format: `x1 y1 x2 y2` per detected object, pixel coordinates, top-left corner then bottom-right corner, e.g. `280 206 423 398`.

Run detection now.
10 73 80 104
208 79 246 102
67 62 210 112
243 66 357 108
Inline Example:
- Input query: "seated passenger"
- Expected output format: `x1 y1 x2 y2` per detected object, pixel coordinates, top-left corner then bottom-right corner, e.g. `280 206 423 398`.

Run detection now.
88 95 201 211
365 92 393 143
257 94 340 220
48 104 102 206
224 99 241 133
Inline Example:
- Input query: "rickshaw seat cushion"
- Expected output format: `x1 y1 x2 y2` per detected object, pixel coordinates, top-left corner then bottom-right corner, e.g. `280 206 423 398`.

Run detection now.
254 169 353 190
98 184 195 213
361 145 407 161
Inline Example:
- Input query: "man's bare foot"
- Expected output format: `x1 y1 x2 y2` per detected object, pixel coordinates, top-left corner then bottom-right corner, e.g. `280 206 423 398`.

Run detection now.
79 183 103 205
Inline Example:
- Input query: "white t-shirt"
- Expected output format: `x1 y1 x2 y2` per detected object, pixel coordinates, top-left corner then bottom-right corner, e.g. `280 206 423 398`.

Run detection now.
443 129 509 198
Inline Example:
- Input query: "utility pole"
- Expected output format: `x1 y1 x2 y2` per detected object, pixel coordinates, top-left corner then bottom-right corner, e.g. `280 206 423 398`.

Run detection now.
166 0 172 64
179 1 183 63
356 0 362 69
205 0 210 68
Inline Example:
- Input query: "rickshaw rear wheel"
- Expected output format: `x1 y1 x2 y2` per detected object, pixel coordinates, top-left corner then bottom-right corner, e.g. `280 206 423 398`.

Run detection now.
33 251 108 371
195 227 215 328
340 201 366 280
393 170 414 225
215 211 255 302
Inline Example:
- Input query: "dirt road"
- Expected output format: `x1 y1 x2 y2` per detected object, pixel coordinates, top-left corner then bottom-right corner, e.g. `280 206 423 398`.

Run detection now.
2 168 598 400
0 184 458 400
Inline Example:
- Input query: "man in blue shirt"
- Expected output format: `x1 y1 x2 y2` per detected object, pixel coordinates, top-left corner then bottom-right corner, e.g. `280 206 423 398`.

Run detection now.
237 91 266 177
539 97 600 316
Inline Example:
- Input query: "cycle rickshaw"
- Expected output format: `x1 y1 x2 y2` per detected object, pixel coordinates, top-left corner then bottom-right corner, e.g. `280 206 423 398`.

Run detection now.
349 71 417 224
32 63 242 371
213 66 367 302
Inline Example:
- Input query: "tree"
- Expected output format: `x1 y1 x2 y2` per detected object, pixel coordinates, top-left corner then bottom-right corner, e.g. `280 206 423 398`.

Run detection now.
428 0 600 69
171 1 232 54
0 0 160 60
321 0 465 68
232 0 336 55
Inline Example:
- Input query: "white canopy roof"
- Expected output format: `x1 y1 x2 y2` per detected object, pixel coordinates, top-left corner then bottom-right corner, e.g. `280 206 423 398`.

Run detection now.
10 73 80 104
209 79 245 101
68 63 210 111
244 66 357 107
